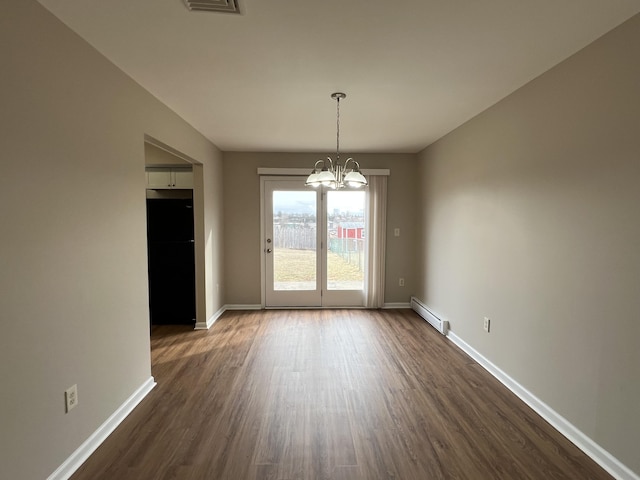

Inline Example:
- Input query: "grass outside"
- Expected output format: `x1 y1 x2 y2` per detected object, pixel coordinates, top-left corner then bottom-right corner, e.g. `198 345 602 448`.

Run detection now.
274 248 363 282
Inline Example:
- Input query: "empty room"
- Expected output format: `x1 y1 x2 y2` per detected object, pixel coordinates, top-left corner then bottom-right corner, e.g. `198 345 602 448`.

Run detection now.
1 1 639 479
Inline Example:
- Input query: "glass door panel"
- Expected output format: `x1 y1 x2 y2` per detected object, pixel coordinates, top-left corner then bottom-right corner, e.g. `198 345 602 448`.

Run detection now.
322 190 367 307
273 190 317 291
326 191 366 290
264 180 321 307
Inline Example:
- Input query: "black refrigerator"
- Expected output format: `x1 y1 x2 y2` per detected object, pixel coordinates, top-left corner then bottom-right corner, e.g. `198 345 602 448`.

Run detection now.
146 197 196 325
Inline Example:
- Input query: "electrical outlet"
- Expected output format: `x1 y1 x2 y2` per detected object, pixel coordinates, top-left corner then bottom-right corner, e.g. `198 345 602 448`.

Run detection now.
65 384 78 413
394 228 400 237
399 278 405 287
483 317 490 333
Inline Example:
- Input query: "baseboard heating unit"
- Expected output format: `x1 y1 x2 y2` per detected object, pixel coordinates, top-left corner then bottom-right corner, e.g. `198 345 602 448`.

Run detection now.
411 297 449 335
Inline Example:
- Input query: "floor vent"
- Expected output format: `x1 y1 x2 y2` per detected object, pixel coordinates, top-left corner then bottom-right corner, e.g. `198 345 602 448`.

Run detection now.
411 297 449 335
183 0 241 14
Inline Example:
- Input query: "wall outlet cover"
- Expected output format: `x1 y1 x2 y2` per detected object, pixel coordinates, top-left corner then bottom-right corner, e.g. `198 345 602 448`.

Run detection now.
483 317 490 333
65 384 78 413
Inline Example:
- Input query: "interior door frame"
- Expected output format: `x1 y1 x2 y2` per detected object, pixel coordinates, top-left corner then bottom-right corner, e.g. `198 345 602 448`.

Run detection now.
144 135 206 328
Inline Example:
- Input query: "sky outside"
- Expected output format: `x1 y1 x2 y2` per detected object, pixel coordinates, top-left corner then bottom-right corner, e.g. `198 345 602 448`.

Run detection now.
273 190 364 215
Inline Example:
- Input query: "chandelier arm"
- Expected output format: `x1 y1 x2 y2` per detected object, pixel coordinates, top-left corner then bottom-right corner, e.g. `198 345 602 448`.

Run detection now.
343 157 357 170
325 156 335 171
313 159 325 171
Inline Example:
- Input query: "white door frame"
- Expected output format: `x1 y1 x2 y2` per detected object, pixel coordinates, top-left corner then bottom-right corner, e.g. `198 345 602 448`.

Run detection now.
260 173 376 309
262 177 322 308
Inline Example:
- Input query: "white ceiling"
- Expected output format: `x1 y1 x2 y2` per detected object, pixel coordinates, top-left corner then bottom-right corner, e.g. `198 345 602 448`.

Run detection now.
38 0 640 153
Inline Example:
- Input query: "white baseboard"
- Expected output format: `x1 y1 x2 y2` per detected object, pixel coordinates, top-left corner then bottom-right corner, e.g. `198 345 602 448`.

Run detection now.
194 305 263 330
447 330 639 480
382 302 411 309
225 304 262 310
47 376 156 480
194 305 226 330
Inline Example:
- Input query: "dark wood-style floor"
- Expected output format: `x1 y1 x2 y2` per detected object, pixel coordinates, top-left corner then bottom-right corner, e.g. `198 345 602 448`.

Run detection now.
71 309 611 479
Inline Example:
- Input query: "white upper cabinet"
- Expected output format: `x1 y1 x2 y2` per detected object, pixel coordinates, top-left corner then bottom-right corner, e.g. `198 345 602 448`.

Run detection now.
146 167 193 189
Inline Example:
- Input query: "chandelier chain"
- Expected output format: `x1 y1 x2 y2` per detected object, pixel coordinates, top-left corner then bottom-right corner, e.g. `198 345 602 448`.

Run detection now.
336 95 340 162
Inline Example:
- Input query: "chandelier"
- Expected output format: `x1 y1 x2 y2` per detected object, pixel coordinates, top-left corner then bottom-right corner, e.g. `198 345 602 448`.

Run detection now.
305 93 367 189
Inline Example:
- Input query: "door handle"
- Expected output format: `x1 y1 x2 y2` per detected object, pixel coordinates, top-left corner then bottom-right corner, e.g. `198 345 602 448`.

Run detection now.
266 248 272 254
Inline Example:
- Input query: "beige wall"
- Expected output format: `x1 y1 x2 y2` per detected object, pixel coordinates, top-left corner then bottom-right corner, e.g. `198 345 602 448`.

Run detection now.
203 157 225 319
416 14 640 474
223 152 418 305
144 143 191 166
0 2 224 479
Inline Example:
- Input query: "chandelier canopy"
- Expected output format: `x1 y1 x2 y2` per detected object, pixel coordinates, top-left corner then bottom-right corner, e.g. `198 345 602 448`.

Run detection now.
305 93 367 189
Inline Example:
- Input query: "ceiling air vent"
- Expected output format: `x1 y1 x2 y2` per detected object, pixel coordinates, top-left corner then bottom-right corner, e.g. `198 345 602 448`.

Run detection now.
183 0 241 14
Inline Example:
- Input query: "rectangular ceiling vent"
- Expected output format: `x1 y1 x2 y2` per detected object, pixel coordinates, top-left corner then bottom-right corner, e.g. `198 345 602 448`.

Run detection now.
183 0 241 14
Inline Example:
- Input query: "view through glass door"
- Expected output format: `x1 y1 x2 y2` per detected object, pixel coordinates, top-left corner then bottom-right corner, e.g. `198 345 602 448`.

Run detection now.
263 178 367 307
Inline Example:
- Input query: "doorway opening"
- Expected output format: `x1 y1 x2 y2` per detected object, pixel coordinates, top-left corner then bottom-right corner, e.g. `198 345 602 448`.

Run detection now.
146 190 196 325
144 137 202 327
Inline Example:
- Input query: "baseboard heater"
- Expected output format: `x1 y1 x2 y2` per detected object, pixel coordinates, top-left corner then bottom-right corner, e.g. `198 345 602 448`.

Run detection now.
411 297 449 335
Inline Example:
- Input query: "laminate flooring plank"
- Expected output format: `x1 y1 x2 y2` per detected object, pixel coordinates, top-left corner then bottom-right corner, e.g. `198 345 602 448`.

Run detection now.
71 309 613 480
